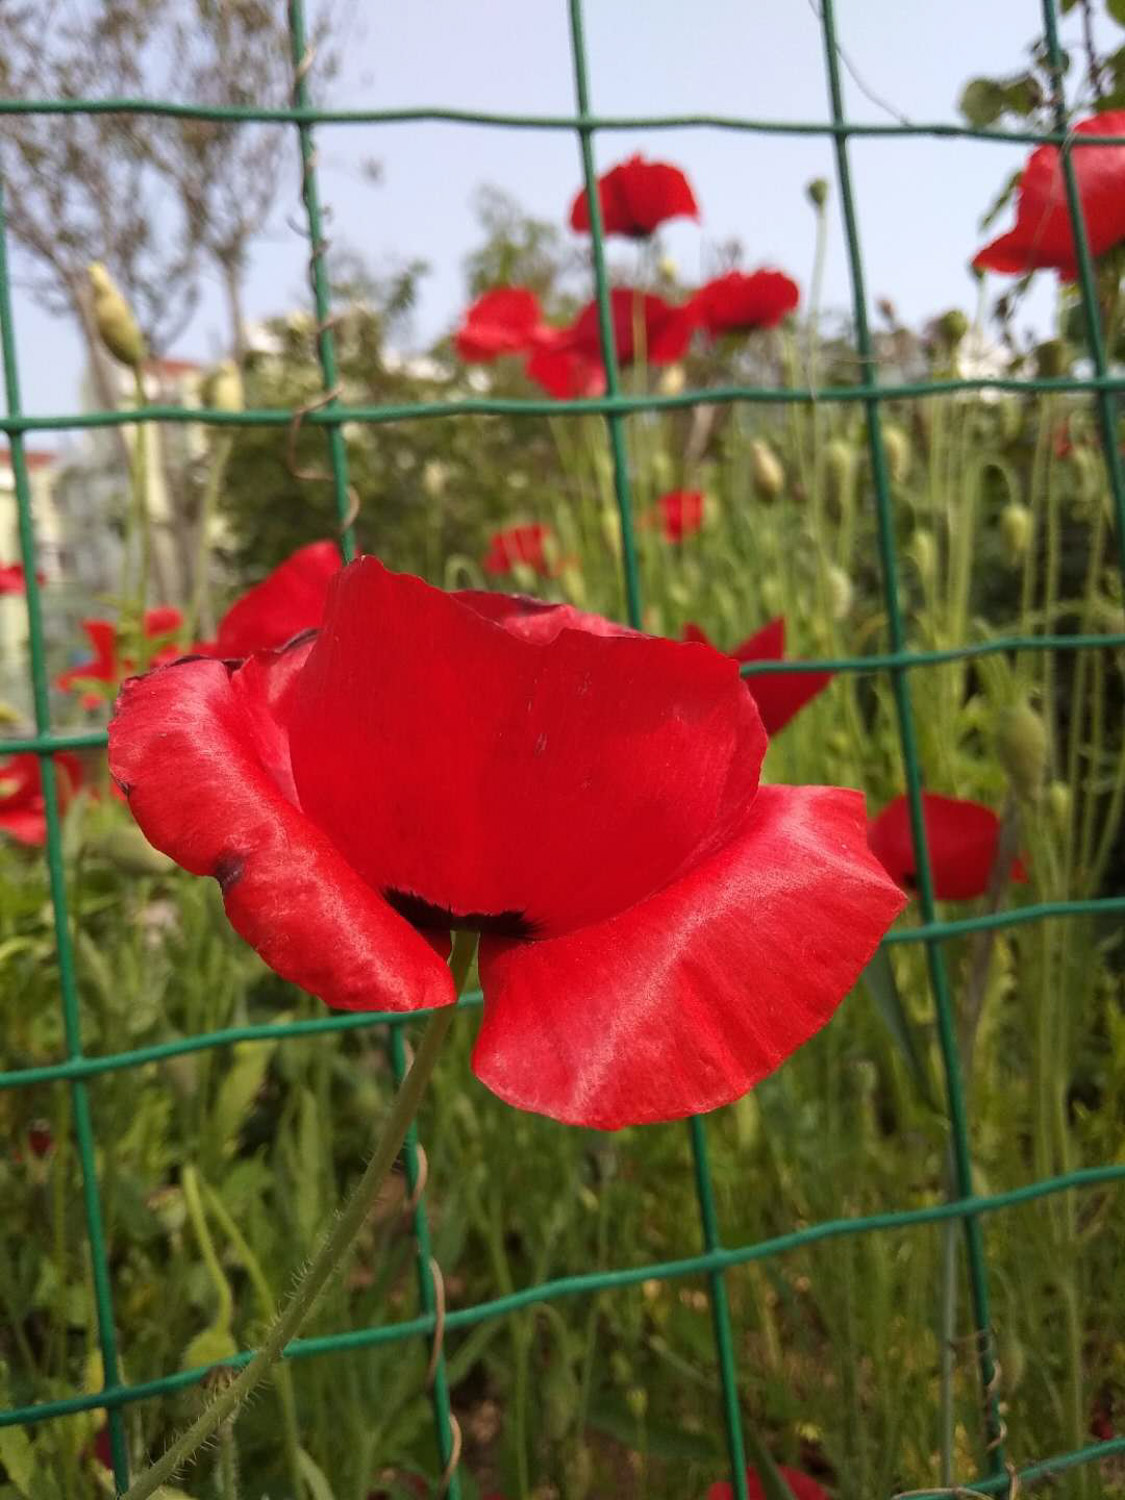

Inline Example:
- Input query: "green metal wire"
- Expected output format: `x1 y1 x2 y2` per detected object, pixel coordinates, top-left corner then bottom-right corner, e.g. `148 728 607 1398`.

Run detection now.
817 0 1007 1477
0 181 131 1490
285 2 460 1490
1 1 1123 1494
566 5 749 1495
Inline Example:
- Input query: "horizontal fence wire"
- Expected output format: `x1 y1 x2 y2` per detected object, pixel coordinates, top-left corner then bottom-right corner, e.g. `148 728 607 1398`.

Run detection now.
0 0 1122 1493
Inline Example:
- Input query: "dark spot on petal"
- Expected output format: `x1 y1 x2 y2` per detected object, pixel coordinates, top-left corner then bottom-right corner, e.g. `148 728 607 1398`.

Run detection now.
167 653 240 675
384 888 536 940
902 870 917 892
213 853 245 893
113 777 133 798
277 627 319 654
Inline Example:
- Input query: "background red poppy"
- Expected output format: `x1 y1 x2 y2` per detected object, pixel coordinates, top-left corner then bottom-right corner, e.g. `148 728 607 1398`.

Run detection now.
207 539 342 657
561 288 694 368
569 153 699 238
684 618 832 734
651 490 704 543
868 792 1026 901
692 269 800 339
455 287 545 361
0 752 84 846
481 523 556 578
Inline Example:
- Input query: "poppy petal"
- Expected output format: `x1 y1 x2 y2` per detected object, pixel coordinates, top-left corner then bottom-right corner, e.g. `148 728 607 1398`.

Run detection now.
288 559 766 939
108 650 455 1012
472 784 906 1128
212 540 342 657
868 792 1025 901
569 154 699 238
455 288 543 361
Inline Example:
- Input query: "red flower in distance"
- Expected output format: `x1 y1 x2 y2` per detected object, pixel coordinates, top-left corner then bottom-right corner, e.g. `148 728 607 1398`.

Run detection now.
692 269 800 340
109 558 904 1130
974 111 1125 279
570 153 700 239
684 619 833 736
868 792 1027 901
708 1467 829 1500
482 524 557 579
650 490 704 543
561 288 694 368
455 288 545 362
0 563 44 594
206 540 342 657
57 608 184 708
0 752 84 846
525 344 607 401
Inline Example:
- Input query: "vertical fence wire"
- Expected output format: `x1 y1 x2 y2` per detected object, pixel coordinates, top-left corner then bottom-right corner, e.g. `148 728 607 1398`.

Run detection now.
286 3 461 1492
565 4 751 1495
816 0 1007 1476
0 180 131 1490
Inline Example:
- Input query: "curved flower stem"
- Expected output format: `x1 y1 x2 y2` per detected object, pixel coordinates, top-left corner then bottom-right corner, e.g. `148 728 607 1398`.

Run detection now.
189 433 233 642
131 368 151 624
121 936 474 1500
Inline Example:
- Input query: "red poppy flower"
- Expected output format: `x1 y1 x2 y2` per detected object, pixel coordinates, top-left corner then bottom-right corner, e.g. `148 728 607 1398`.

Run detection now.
525 344 607 401
0 752 84 846
707 1467 829 1500
207 541 342 657
649 490 704 543
455 288 546 362
109 559 905 1130
691 269 800 340
868 792 1027 901
458 591 634 643
57 608 184 708
684 619 833 735
0 562 44 594
569 154 700 239
973 111 1125 279
560 288 694 368
482 524 557 579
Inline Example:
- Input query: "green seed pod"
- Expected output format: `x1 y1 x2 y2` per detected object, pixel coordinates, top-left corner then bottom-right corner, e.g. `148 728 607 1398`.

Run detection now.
937 308 970 349
201 358 243 413
1035 338 1070 379
997 397 1024 445
911 528 936 581
997 701 1048 802
807 177 830 209
1047 780 1071 832
826 564 853 621
599 507 622 558
999 502 1033 561
88 262 146 369
881 424 912 483
749 438 785 500
824 438 856 516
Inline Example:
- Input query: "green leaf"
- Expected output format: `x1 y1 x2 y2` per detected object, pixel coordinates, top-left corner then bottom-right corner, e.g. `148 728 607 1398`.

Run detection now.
296 1449 337 1500
860 947 941 1113
1108 0 1125 25
959 77 1007 127
212 1038 275 1153
0 1428 35 1496
181 1322 238 1371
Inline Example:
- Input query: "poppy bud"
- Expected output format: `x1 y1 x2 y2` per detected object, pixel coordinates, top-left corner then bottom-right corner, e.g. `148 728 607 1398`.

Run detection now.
559 562 586 606
1047 780 1071 831
658 364 686 397
881 424 911 483
997 701 1048 802
911 529 937 581
658 255 678 282
599 508 622 558
201 359 243 413
997 397 1024 445
824 439 856 512
1000 502 1032 561
87 262 146 370
806 178 830 209
877 297 899 326
937 309 969 348
421 460 448 498
826 565 853 621
749 439 785 500
1035 338 1070 379
147 1185 187 1236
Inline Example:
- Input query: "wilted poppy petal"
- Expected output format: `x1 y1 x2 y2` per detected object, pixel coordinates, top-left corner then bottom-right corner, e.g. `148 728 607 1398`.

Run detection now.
455 288 544 361
974 111 1125 278
289 559 766 939
868 792 1025 901
692 269 800 340
211 540 342 657
473 785 906 1128
570 154 699 238
109 650 455 1012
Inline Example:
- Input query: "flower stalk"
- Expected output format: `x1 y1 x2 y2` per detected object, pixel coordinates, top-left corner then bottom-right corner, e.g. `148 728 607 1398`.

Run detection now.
121 934 475 1500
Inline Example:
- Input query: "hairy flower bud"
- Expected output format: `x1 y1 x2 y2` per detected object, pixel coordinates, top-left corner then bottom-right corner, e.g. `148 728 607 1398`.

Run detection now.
202 359 243 413
1035 338 1070 379
997 701 1048 802
881 423 912 483
826 564 853 621
88 262 145 369
749 438 785 500
1047 780 1071 832
999 502 1032 561
806 177 830 209
911 529 936 581
936 308 969 348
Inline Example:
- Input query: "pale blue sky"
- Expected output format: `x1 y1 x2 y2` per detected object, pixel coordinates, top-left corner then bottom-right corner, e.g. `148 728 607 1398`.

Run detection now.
9 0 1091 419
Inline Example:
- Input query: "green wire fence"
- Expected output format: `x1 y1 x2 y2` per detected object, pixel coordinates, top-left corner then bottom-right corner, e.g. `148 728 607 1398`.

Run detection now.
0 0 1123 1494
